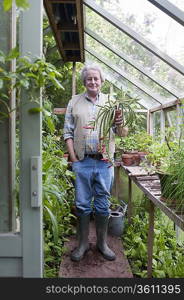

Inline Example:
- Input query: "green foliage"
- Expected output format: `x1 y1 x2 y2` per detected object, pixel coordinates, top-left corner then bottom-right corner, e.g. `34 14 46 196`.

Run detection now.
146 140 171 171
0 48 64 122
122 210 184 278
159 148 184 212
43 134 75 277
3 0 29 11
90 92 139 160
118 131 153 153
42 107 75 276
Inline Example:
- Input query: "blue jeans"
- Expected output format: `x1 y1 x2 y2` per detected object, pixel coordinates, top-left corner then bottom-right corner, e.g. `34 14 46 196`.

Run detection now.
72 157 114 216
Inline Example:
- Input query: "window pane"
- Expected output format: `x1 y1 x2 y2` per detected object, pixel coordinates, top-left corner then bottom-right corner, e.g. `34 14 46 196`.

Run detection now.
85 6 184 103
93 0 184 66
86 34 177 103
169 0 184 11
85 51 159 109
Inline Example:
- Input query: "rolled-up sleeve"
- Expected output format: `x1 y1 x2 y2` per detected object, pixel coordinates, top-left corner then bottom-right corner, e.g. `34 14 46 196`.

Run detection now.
63 100 74 140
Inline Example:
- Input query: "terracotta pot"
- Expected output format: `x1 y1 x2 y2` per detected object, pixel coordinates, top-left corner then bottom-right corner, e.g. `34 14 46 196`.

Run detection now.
122 152 140 166
122 153 135 166
134 153 141 165
138 151 148 162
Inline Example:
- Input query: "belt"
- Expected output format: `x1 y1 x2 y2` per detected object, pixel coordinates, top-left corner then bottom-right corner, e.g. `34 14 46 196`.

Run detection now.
84 153 103 160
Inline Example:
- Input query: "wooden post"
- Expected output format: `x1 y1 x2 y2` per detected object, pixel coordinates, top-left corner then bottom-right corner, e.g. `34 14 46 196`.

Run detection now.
115 165 120 201
19 0 43 277
160 109 165 143
147 200 155 278
127 177 132 224
72 61 76 96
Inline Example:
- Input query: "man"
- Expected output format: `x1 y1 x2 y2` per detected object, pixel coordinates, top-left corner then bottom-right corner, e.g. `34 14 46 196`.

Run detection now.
63 64 128 262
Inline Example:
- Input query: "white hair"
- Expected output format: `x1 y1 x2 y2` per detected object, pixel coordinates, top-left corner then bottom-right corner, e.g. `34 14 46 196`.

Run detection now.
81 64 105 84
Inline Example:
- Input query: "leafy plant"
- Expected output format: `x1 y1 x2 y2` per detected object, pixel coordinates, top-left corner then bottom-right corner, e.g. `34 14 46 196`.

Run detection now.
42 103 76 277
89 92 139 160
159 147 184 213
117 131 153 153
122 209 184 278
95 93 138 138
3 0 29 11
0 48 64 122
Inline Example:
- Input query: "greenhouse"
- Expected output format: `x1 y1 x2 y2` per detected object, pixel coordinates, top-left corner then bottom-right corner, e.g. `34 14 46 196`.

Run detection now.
0 0 184 279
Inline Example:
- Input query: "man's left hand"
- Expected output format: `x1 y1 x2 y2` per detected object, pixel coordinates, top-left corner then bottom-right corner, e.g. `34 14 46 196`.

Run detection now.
114 110 123 126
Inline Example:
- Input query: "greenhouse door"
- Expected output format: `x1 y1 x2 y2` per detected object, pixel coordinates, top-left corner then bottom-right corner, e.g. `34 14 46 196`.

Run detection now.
0 0 43 277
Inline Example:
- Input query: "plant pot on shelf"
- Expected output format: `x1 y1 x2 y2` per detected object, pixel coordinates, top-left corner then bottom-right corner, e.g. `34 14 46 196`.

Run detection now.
122 152 140 166
134 153 141 165
138 151 148 162
122 153 134 166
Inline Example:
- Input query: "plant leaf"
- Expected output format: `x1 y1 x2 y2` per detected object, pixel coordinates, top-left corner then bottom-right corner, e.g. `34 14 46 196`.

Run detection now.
3 0 12 11
16 0 29 9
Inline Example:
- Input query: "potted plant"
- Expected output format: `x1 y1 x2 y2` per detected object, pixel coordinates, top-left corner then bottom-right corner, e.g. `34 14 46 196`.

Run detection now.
117 131 153 166
89 92 139 162
144 129 184 213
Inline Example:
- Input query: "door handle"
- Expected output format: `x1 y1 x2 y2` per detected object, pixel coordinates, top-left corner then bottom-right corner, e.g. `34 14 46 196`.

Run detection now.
30 156 42 207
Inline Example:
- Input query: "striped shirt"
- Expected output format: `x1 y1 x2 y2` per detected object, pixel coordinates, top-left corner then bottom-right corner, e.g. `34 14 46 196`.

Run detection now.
64 93 100 154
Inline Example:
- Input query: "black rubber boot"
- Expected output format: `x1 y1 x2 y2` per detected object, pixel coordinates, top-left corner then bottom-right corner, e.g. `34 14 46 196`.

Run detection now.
95 214 116 261
71 214 90 262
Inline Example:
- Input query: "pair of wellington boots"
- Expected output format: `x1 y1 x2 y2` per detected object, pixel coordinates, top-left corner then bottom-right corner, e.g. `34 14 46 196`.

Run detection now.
71 214 116 262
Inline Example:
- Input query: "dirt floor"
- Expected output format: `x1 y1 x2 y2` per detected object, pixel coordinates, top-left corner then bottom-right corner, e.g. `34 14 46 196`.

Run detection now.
59 221 133 278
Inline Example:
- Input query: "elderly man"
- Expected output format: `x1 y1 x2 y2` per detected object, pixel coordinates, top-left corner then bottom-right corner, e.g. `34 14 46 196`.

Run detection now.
63 64 128 262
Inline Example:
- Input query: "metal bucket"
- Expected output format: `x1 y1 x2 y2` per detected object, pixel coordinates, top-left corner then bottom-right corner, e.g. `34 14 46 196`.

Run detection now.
108 201 127 237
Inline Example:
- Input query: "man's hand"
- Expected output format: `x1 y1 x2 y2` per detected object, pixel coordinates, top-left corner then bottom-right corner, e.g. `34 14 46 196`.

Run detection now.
114 109 123 126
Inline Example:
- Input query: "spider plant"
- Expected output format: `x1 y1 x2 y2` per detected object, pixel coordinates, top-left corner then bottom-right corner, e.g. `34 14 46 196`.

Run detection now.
90 92 139 160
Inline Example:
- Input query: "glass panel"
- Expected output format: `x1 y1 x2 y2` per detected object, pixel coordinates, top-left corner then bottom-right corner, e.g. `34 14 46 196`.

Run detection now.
153 111 161 137
93 0 184 66
165 108 178 138
85 6 184 103
86 34 176 103
169 0 184 11
0 7 18 233
85 51 159 109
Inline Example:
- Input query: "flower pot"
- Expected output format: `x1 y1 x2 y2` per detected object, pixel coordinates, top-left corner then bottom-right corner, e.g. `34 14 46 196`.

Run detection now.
122 152 140 166
122 153 134 166
134 153 141 165
138 151 148 162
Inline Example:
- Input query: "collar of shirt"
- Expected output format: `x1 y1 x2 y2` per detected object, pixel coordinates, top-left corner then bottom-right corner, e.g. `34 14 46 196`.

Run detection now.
84 92 100 103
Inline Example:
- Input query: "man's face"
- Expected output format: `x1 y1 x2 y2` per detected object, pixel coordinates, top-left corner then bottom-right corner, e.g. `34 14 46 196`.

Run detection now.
85 69 102 95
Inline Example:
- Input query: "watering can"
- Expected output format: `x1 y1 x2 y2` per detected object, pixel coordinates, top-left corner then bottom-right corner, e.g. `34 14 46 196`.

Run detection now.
108 200 127 237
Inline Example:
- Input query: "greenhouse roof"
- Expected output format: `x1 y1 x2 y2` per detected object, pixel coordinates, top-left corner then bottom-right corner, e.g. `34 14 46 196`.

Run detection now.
44 0 184 110
44 0 84 62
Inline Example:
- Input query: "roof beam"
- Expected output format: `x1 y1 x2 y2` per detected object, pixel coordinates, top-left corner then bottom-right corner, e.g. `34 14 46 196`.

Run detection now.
84 0 184 75
85 27 181 98
85 46 168 104
44 0 67 60
147 0 184 27
149 99 181 112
